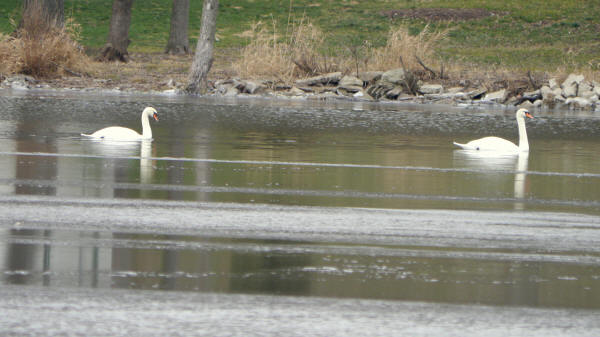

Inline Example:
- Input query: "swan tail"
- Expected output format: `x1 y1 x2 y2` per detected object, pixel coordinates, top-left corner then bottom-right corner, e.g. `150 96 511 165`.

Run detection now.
453 141 468 149
81 133 92 137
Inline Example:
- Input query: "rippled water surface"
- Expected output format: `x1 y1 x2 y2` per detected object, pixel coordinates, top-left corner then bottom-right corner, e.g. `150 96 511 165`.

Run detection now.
1 90 600 335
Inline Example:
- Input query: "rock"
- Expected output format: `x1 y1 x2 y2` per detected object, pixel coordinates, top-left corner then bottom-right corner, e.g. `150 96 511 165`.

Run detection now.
518 100 534 109
339 75 363 88
593 81 600 96
548 78 559 90
483 89 507 103
337 85 362 95
533 99 543 107
353 91 365 98
297 86 315 93
274 84 292 91
295 72 342 86
224 86 239 96
237 80 263 94
419 83 443 95
287 87 305 96
366 81 395 99
561 73 584 97
565 97 591 109
522 89 541 101
5 75 37 90
358 71 383 84
162 89 178 95
381 68 406 85
446 87 465 94
385 86 404 99
467 88 487 100
540 85 555 102
577 81 594 99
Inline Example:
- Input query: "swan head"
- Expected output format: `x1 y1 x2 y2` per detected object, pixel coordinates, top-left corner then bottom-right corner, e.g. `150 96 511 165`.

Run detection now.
144 107 159 121
516 108 533 120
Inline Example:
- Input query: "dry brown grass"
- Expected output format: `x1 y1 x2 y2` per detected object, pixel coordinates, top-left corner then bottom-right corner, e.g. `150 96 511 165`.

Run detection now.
366 25 449 74
233 19 450 83
0 0 89 78
232 18 339 82
232 21 296 82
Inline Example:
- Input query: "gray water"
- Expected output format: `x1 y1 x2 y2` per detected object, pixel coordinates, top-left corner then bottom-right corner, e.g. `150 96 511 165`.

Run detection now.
1 90 600 336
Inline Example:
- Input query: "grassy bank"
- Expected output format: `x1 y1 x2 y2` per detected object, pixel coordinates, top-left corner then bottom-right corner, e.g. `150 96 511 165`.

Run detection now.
1 0 599 80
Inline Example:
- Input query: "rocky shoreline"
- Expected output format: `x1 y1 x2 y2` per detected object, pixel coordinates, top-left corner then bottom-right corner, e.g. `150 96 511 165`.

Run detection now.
3 69 600 112
214 70 600 112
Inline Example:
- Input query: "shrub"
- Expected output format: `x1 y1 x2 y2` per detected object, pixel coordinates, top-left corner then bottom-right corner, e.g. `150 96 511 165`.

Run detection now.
0 0 89 78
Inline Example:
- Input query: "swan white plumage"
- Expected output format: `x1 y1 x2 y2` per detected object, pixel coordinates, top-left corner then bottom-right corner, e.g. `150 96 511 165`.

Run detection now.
453 108 533 153
81 107 159 141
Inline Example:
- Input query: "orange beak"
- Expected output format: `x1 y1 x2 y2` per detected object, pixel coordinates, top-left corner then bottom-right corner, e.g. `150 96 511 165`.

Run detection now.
525 112 533 119
153 113 159 121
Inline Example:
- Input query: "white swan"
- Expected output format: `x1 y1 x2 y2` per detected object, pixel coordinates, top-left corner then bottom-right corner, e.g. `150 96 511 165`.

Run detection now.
453 108 533 153
81 107 159 141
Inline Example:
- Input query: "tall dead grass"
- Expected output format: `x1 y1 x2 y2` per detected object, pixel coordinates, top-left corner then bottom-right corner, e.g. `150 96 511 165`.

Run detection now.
366 25 449 73
232 18 336 82
233 19 449 83
0 0 89 78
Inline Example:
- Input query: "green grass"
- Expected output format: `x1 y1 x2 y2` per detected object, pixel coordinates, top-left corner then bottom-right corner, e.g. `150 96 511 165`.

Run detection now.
1 0 599 71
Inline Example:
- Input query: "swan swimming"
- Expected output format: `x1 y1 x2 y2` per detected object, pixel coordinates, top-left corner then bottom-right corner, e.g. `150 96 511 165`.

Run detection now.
81 107 159 141
453 108 533 153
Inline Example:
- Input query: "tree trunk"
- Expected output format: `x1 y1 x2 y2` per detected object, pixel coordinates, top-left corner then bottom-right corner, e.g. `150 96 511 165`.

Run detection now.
185 0 218 94
165 0 190 55
21 0 64 29
97 0 135 62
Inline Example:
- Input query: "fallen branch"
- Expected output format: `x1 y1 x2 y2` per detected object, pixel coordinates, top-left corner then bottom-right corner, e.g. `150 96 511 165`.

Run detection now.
48 60 85 77
415 55 438 79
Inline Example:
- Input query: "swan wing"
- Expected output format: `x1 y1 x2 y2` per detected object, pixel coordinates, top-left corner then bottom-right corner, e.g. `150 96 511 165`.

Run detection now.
455 137 519 152
82 126 145 141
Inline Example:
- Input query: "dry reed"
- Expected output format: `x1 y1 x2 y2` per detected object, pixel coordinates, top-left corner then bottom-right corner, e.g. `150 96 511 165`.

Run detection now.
367 25 449 73
0 0 89 78
233 19 449 83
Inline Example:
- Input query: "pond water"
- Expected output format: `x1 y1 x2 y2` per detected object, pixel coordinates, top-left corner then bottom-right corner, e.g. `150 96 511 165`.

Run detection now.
1 90 600 320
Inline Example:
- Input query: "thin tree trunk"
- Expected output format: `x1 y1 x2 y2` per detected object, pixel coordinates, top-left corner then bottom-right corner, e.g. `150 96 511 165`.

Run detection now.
97 0 135 62
21 0 64 29
165 0 189 54
185 0 218 94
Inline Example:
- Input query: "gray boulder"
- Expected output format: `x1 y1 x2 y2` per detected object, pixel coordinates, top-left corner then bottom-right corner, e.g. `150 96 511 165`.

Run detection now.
419 84 443 95
578 81 595 99
561 73 584 98
468 88 487 100
339 75 363 88
358 71 383 84
296 72 342 86
565 97 592 109
483 89 507 103
381 68 406 85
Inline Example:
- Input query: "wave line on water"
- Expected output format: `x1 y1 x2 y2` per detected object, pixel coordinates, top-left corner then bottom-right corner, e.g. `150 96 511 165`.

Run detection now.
1 151 600 178
1 178 600 209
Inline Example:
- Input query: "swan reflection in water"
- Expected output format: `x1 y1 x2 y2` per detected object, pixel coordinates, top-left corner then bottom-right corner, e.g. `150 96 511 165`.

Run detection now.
453 150 529 210
83 139 155 188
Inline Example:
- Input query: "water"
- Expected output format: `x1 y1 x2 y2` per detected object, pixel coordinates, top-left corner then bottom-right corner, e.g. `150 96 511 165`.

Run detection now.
1 90 600 335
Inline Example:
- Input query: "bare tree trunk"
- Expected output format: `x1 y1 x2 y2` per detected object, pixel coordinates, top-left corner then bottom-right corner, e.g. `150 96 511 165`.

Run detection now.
185 0 218 94
21 0 64 29
97 0 135 62
165 0 189 55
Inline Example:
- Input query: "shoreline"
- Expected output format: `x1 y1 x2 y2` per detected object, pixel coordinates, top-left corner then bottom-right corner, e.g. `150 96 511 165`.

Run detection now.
2 70 600 114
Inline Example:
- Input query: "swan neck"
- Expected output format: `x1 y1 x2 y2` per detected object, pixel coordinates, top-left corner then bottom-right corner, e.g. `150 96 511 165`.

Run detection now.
141 110 152 139
517 115 528 151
